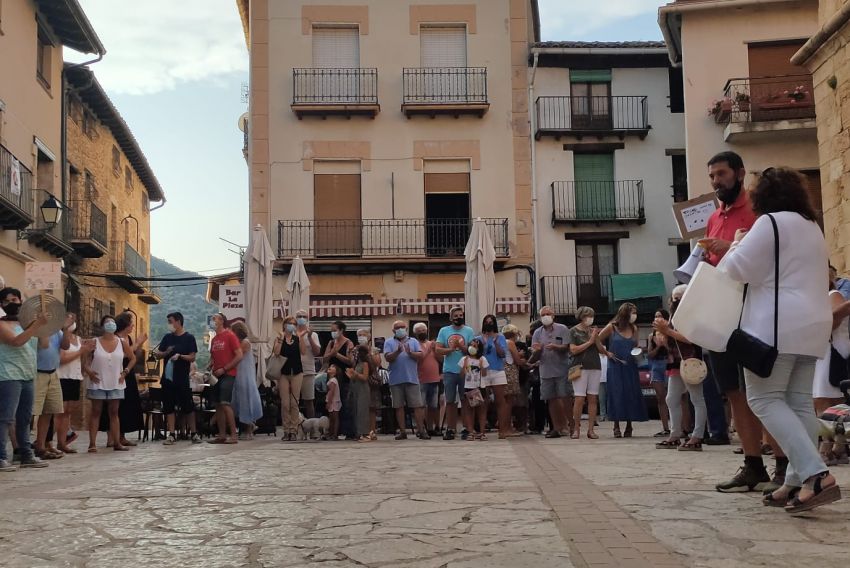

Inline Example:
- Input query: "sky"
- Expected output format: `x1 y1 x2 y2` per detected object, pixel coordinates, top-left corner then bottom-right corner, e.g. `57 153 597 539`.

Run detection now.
68 0 665 276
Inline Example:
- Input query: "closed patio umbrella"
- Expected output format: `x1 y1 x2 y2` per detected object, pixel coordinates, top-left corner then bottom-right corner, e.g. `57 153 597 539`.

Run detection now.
244 224 276 385
464 218 497 334
286 256 311 317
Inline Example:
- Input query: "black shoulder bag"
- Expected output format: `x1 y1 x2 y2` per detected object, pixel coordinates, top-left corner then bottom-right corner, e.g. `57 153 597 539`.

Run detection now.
725 214 779 378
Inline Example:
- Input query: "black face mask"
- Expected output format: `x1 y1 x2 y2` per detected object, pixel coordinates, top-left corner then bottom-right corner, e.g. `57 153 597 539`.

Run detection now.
715 177 742 205
2 302 21 318
482 322 497 333
453 317 465 327
415 333 427 341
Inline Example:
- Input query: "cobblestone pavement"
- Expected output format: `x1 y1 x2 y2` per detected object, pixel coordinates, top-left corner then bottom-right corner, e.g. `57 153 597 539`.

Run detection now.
0 422 847 567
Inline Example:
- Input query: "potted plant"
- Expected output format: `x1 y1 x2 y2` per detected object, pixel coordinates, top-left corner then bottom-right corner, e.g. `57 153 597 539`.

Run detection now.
734 92 750 112
784 85 809 102
707 97 733 121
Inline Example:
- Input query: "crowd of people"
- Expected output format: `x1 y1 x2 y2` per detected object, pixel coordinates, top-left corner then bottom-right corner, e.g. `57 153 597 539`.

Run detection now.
0 152 846 515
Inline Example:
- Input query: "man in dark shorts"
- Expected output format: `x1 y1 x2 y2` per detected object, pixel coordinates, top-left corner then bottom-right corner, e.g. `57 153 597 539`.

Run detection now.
701 151 784 493
156 312 201 445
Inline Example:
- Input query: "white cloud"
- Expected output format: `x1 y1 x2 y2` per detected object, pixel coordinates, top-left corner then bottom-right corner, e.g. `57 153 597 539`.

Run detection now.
69 0 248 95
538 0 665 40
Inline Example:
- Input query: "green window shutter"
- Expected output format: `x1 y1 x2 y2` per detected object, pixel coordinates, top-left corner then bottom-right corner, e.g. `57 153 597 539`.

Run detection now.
570 69 612 83
611 273 667 302
573 154 616 220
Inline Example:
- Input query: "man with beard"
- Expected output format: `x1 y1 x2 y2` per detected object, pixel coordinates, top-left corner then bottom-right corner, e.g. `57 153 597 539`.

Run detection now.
700 151 784 493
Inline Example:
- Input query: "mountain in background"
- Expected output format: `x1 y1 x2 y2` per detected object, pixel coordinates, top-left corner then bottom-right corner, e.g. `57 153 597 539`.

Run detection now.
149 256 216 368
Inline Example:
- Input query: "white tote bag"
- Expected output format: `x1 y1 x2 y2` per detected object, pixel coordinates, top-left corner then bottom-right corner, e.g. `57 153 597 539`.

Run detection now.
671 261 744 352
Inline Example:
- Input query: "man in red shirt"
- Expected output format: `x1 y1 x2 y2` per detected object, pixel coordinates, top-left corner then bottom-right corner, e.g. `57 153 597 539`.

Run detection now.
700 152 783 494
209 313 243 444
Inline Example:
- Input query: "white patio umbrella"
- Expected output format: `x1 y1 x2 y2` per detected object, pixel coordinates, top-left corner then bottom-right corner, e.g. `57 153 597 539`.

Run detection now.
286 256 311 317
244 224 276 385
464 218 497 334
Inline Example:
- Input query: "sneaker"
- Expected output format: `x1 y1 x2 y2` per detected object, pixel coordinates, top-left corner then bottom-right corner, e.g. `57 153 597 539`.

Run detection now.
191 433 202 444
19 455 48 468
394 431 408 441
443 429 455 441
0 459 17 472
705 436 731 446
163 433 177 446
716 465 770 493
460 430 469 441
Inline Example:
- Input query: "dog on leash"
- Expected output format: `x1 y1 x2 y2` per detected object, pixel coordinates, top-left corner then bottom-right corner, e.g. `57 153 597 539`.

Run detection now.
296 414 329 440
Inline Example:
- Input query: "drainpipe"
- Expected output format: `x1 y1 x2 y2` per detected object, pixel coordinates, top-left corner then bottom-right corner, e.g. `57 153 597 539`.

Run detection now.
149 197 167 212
528 51 540 314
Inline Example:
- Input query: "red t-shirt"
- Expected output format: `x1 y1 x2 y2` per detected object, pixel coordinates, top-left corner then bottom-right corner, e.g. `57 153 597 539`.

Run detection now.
210 329 240 377
417 340 442 384
705 191 757 266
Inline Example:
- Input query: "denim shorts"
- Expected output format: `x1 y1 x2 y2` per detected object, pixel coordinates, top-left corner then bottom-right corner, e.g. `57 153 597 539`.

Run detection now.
87 388 125 400
540 376 572 401
443 372 464 404
650 360 668 384
419 382 440 408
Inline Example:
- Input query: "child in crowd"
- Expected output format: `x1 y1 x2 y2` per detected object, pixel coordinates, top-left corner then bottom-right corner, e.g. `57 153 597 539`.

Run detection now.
325 364 342 440
459 338 489 441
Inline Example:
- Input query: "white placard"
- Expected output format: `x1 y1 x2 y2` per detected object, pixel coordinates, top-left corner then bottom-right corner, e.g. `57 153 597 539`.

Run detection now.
681 201 717 234
10 158 21 197
24 262 62 291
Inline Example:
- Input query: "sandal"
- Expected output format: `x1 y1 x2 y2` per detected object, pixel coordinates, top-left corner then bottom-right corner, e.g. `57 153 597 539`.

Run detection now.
587 431 598 440
763 487 800 508
58 446 78 454
208 438 228 444
479 434 487 441
678 441 703 452
571 429 580 440
786 472 842 514
466 433 476 441
370 431 377 441
87 446 98 453
113 445 129 452
613 428 622 438
655 439 680 449
624 427 633 438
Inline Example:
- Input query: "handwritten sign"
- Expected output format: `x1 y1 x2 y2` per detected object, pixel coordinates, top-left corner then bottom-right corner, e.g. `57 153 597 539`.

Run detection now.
672 193 719 240
24 262 62 291
219 285 246 323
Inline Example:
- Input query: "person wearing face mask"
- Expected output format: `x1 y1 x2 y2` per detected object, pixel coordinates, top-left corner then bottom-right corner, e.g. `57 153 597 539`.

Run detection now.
436 307 475 440
0 287 50 471
413 323 442 436
56 314 94 454
569 307 604 440
355 329 382 440
295 310 321 419
477 314 512 439
83 315 137 452
323 321 355 439
530 306 572 438
596 303 648 438
32 311 74 460
383 321 428 440
155 312 201 445
274 316 305 441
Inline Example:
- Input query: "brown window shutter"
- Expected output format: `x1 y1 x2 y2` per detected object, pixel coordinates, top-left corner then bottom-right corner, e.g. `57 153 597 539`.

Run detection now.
424 173 470 194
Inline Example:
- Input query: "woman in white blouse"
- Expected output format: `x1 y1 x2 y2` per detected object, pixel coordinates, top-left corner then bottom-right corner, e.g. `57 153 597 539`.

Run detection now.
722 167 838 514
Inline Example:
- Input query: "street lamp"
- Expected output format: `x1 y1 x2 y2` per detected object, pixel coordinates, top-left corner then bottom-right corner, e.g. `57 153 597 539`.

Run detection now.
145 351 159 376
39 194 62 225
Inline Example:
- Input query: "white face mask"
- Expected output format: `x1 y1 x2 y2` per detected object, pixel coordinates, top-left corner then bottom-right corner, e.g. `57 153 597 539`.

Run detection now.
468 346 478 356
331 331 339 340
357 336 369 345
541 315 554 327
629 313 638 324
582 318 593 327
68 322 77 333
167 323 175 333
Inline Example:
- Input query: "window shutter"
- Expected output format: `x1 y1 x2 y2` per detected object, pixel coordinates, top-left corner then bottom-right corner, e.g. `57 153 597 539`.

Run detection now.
421 27 467 67
312 27 359 68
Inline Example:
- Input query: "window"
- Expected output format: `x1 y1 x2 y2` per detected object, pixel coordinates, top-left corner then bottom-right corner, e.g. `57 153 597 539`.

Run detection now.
84 170 96 199
36 149 54 194
312 26 359 68
668 67 684 113
112 146 120 176
124 166 133 191
420 26 467 67
575 241 617 314
82 111 95 139
109 301 116 317
69 97 82 124
424 170 470 256
141 191 149 214
570 70 612 129
313 172 362 256
36 24 53 89
110 204 118 245
573 153 615 220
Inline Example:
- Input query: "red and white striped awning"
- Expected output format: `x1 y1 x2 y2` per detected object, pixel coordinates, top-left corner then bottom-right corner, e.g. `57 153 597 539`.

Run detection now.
399 297 530 315
273 298 397 319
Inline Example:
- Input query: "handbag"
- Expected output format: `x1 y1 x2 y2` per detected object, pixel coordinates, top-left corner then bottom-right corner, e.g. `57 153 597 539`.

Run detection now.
264 341 287 381
568 364 583 382
828 345 849 388
465 388 485 407
725 214 779 378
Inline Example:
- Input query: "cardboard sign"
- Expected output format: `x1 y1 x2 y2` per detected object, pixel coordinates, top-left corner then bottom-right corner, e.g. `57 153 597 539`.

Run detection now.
24 261 62 291
219 285 246 323
672 193 719 240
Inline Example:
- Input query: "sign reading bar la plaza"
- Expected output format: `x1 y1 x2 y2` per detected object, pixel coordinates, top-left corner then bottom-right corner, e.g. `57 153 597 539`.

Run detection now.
220 285 246 324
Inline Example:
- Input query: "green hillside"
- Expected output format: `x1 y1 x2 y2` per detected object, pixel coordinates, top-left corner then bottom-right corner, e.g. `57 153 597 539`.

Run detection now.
149 257 217 369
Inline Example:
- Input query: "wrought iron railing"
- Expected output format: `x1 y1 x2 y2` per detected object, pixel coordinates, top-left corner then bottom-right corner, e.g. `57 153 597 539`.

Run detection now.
0 143 35 223
551 180 644 222
536 96 649 133
109 241 148 279
278 218 509 259
69 199 107 248
403 68 488 105
540 275 661 316
292 68 378 105
715 74 815 125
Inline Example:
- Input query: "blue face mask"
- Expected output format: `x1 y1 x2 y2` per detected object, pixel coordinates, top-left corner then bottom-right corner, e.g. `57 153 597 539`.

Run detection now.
285 324 296 333
103 321 117 334
394 328 407 339
296 317 308 326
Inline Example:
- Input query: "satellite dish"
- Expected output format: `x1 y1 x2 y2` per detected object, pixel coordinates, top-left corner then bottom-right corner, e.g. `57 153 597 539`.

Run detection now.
237 113 249 132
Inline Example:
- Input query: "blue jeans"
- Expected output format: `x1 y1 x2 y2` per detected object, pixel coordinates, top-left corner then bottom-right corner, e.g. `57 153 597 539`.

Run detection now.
702 360 729 440
0 380 35 462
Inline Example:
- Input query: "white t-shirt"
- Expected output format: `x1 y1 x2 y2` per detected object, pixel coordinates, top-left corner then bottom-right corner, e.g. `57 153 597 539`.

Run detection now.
459 355 489 389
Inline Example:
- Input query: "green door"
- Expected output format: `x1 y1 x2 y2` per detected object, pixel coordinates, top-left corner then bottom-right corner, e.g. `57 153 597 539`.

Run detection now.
573 153 615 220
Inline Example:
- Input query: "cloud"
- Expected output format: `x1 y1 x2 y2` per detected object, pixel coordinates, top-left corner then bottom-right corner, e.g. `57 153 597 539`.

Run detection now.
538 0 664 40
68 0 248 95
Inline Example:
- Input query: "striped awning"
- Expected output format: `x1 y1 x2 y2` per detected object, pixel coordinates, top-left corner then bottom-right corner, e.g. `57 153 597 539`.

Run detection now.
273 298 397 319
399 296 530 315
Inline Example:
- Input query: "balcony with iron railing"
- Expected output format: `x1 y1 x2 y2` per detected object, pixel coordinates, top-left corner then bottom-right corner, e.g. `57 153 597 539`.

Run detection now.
0 143 35 230
291 68 379 118
107 241 148 293
139 266 161 305
712 74 816 141
278 218 509 266
69 199 108 258
536 96 650 140
540 275 661 320
25 208 73 258
551 180 645 225
402 67 489 117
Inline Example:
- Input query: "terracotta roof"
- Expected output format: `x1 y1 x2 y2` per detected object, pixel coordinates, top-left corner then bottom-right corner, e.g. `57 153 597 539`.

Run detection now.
35 0 105 55
64 65 164 202
533 41 666 49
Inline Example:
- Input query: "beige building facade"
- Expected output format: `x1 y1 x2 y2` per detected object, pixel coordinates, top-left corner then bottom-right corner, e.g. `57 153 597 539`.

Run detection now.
236 0 539 339
793 0 850 271
64 66 164 339
0 0 103 296
659 0 822 212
